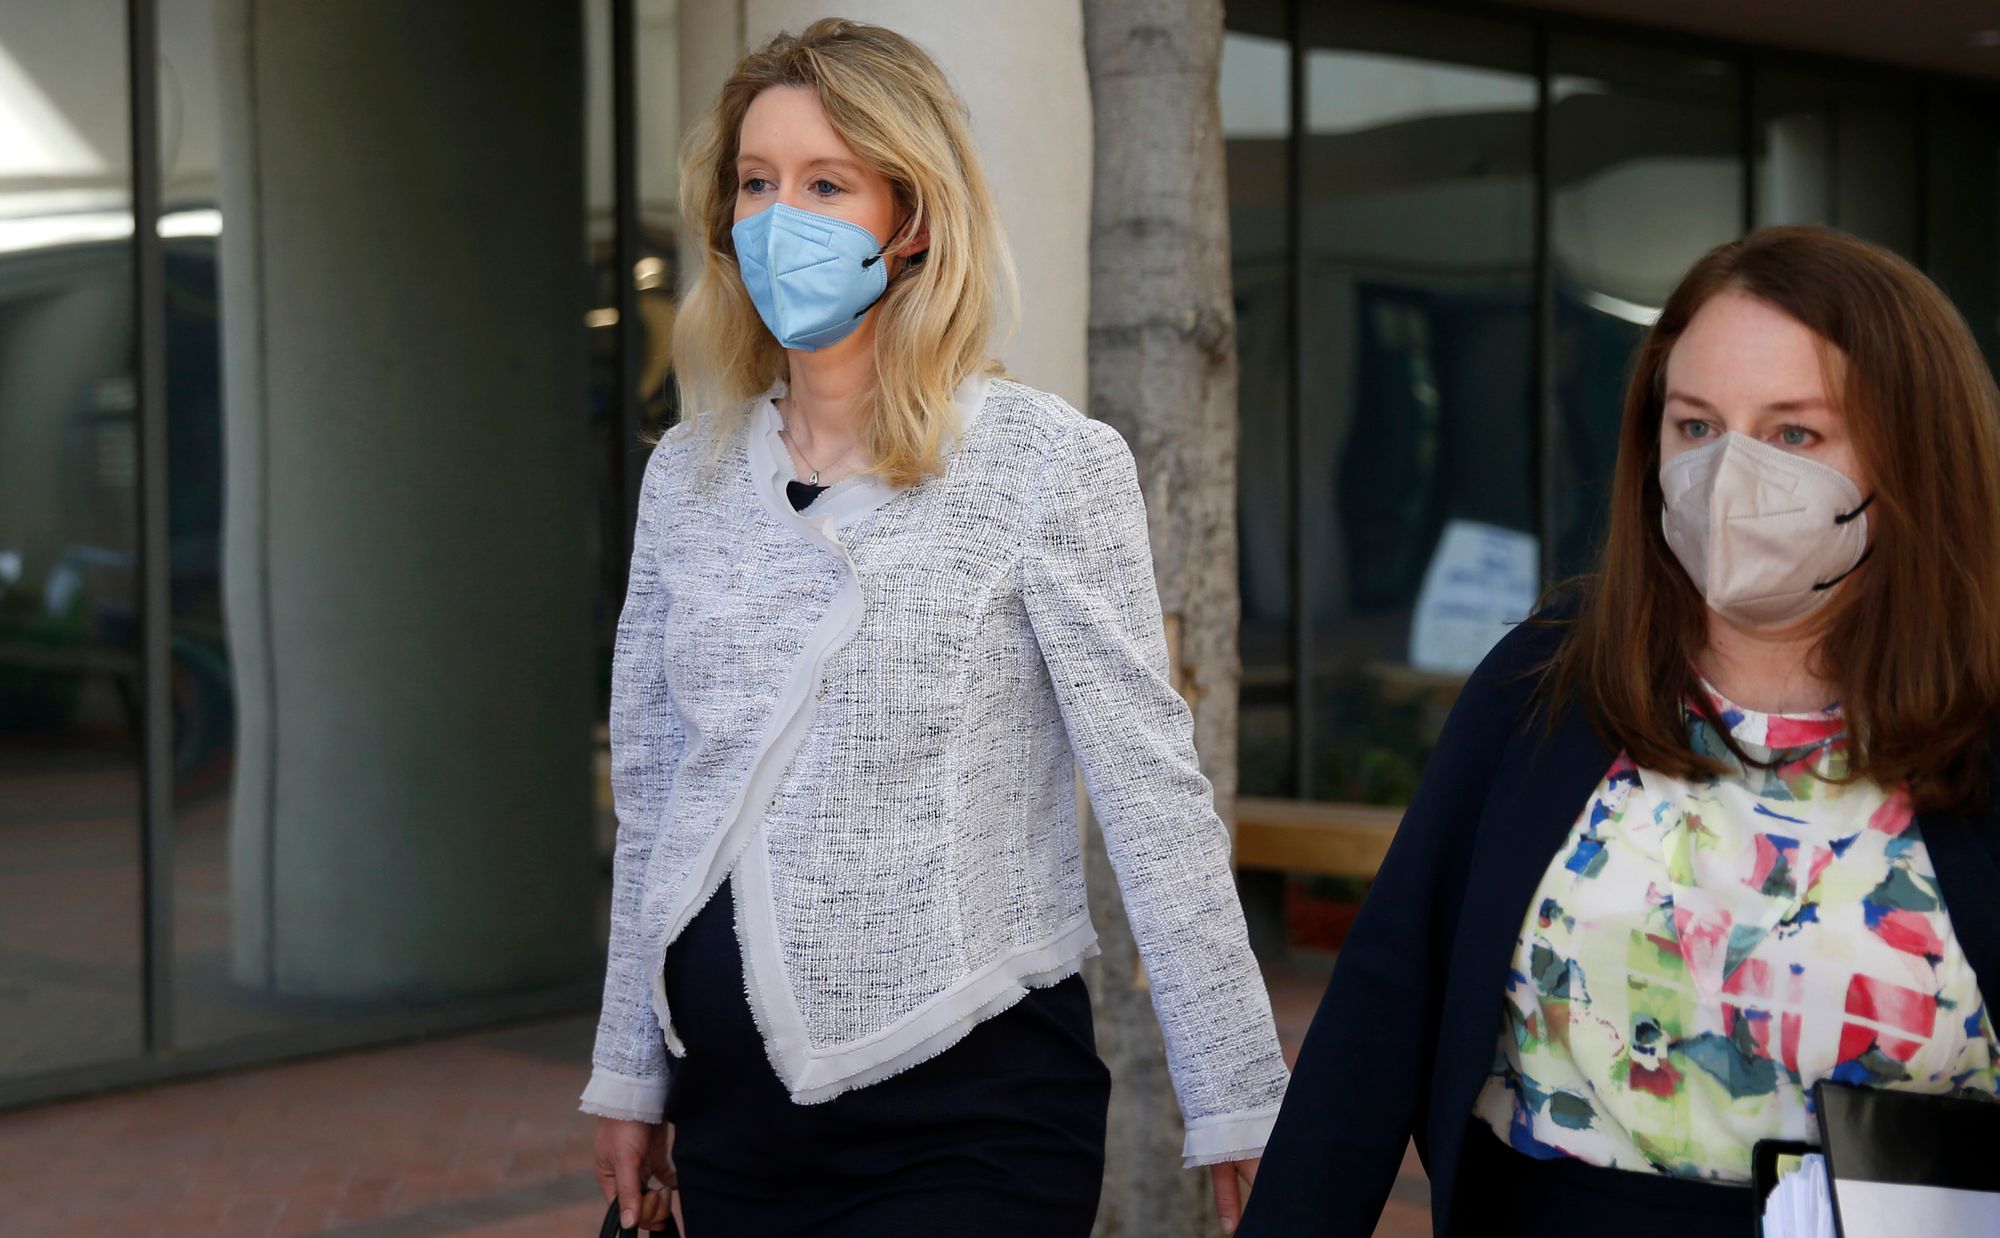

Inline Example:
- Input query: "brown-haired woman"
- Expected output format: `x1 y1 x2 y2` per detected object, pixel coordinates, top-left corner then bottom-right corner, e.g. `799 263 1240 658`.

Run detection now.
1237 225 2000 1237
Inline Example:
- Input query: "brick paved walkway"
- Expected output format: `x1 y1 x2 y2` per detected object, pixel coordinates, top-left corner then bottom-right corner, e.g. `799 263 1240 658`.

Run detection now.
1 957 1430 1236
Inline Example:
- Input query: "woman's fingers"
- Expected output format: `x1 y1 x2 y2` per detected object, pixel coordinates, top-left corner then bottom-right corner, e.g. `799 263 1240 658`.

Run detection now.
1209 1157 1260 1234
593 1117 654 1230
612 1151 644 1230
1210 1161 1244 1234
636 1185 673 1231
645 1121 676 1188
636 1126 674 1234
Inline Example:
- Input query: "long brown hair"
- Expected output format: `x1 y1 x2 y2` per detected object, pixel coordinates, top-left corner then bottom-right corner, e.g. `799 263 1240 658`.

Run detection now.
1544 225 2000 814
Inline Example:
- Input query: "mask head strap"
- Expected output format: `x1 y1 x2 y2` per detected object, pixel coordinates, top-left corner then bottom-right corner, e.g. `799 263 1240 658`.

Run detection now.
1812 542 1874 592
1811 492 1875 591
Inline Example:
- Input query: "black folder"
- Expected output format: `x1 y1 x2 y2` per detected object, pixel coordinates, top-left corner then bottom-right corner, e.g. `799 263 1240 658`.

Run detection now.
1814 1080 2000 1237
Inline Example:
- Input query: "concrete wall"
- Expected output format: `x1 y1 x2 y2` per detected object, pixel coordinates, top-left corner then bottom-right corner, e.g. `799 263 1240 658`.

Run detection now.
213 0 597 999
675 0 1092 410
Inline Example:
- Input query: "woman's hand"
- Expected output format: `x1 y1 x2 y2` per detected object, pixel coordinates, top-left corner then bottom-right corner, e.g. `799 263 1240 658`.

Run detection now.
1209 1156 1259 1234
593 1117 676 1232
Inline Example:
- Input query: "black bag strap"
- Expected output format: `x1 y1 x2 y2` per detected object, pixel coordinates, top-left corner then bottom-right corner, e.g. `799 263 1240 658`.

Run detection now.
598 1197 637 1238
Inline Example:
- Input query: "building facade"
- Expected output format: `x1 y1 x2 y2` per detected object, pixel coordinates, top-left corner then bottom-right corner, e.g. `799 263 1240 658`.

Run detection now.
1224 0 2000 826
1 0 1995 1111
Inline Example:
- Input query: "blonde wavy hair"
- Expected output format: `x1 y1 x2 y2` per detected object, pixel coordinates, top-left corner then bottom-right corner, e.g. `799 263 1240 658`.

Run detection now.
662 18 1019 487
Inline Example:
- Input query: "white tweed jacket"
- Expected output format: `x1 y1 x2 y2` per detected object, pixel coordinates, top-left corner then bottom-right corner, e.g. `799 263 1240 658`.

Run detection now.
576 373 1291 1166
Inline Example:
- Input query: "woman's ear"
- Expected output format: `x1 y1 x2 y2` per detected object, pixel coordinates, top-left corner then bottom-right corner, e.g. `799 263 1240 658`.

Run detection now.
899 214 930 267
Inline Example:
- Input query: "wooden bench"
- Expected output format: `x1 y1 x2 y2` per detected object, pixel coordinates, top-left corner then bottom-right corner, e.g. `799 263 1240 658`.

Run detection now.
1234 796 1402 880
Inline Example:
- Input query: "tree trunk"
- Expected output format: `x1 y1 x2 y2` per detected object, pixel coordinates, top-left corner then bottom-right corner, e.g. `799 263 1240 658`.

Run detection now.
1080 2 1240 1235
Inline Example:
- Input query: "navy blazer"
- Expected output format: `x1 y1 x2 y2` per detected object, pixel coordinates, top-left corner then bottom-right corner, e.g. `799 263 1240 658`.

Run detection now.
1236 614 2000 1236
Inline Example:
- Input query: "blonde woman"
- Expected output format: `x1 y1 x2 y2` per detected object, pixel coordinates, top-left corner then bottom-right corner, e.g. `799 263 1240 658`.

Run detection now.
579 19 1290 1237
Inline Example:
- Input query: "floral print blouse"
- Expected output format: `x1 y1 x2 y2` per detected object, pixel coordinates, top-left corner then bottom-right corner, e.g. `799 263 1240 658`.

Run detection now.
1471 682 2000 1181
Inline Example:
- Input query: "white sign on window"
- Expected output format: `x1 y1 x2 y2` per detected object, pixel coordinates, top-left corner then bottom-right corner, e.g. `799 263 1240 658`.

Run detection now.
1407 519 1539 675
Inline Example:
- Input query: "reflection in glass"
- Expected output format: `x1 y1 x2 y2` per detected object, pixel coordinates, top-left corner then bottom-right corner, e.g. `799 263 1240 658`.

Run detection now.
1924 90 2000 369
1297 1 1537 804
1548 35 1743 579
0 2 144 1078
588 0 682 708
157 0 259 1051
587 0 684 942
1755 68 1918 256
1222 20 1295 798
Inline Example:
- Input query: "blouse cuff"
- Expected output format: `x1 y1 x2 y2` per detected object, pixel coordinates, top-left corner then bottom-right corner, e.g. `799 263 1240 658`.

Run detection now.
1180 1103 1284 1168
577 1066 668 1124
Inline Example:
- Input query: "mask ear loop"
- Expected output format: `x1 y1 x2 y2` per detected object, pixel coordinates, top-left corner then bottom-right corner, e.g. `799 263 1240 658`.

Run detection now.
861 210 924 269
852 211 921 316
1812 493 1877 591
1811 545 1874 592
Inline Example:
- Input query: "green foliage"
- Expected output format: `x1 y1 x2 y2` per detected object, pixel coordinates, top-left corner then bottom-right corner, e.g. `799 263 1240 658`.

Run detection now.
0 594 88 730
1310 669 1435 807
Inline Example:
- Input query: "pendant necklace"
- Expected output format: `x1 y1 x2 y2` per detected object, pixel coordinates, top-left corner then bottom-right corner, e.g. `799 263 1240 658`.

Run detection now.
778 423 840 486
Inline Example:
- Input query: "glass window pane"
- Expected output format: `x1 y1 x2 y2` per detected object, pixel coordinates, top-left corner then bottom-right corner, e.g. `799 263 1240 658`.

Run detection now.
1548 34 1744 580
590 0 682 708
0 1 144 1079
1299 1 1538 804
1755 67 1919 257
1925 88 2000 370
1223 14 1295 798
158 0 241 1049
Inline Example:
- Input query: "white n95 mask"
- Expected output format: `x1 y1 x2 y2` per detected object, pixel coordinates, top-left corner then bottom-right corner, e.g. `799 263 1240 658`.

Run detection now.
1658 432 1873 629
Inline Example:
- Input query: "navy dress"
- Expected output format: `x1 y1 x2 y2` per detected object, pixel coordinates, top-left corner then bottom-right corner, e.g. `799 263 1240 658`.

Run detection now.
660 477 1112 1237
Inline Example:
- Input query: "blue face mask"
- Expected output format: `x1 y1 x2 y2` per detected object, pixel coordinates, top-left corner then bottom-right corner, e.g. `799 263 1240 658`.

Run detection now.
731 201 894 352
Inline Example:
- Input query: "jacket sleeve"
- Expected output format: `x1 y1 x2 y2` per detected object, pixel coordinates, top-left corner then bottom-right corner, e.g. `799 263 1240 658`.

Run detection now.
1019 415 1291 1168
577 437 685 1123
1232 617 1549 1235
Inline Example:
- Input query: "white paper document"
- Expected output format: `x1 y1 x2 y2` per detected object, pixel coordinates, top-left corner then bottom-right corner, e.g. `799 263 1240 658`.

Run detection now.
1832 1178 2000 1237
1408 519 1539 674
1761 1153 1835 1238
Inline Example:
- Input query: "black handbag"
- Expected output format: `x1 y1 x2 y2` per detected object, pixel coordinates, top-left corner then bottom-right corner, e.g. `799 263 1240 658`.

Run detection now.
598 1194 680 1238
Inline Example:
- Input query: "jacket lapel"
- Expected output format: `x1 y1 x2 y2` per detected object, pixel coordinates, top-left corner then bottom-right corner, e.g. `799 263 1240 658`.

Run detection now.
1914 752 2000 1023
1428 690 1618 1234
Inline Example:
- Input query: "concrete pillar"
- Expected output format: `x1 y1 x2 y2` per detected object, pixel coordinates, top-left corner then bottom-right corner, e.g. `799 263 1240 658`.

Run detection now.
677 0 1091 410
213 0 597 999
